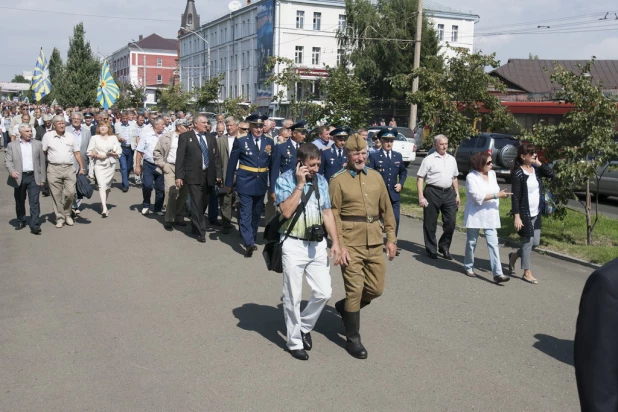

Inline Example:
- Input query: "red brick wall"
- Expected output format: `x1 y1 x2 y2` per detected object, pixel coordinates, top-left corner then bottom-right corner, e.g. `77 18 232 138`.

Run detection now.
131 53 176 86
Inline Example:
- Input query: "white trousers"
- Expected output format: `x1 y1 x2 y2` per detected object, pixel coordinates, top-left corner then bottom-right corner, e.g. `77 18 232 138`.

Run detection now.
281 237 332 350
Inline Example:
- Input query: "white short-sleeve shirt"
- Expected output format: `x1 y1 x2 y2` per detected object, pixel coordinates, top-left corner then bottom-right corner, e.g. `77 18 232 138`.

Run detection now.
417 151 459 188
41 131 79 165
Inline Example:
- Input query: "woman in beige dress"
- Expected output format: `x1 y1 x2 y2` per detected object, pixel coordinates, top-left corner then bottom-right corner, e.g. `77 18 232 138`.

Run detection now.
87 123 121 217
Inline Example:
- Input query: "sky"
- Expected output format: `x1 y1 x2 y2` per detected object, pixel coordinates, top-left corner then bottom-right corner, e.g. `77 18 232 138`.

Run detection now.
1 0 617 81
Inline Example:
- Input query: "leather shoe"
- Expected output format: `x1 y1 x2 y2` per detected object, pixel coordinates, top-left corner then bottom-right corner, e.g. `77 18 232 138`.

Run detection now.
197 236 206 243
245 245 255 257
300 331 312 351
289 349 309 361
427 252 438 259
15 221 26 230
31 227 41 235
439 248 453 260
494 274 510 284
164 222 174 231
122 187 129 193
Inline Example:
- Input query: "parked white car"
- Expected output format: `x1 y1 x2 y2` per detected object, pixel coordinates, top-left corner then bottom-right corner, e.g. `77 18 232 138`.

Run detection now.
368 129 417 166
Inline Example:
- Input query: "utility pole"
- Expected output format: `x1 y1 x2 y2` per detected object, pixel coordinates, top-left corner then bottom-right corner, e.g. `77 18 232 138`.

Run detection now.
409 0 423 132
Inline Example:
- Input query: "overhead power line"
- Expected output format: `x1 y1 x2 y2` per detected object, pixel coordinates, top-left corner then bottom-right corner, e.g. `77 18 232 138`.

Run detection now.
475 11 618 32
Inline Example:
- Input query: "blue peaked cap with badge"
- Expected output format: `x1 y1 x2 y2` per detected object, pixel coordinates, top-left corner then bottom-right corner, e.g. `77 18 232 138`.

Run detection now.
376 127 397 139
290 120 307 132
329 126 351 137
245 113 268 124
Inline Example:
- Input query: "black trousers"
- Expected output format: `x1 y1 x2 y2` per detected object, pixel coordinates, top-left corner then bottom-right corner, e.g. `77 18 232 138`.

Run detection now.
423 185 457 254
15 173 41 230
188 169 211 237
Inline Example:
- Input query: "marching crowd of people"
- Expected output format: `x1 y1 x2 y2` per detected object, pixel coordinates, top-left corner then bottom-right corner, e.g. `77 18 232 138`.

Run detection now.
3 103 555 361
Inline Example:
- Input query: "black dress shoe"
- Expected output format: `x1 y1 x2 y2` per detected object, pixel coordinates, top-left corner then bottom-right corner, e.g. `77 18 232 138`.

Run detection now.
15 222 26 230
31 227 41 235
197 236 206 243
494 274 510 284
439 248 453 260
122 187 129 193
245 245 254 257
164 222 174 231
41 191 50 197
300 331 312 351
427 252 438 259
290 349 309 361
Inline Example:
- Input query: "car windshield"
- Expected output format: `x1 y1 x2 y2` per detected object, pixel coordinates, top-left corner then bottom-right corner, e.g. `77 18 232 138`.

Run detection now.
396 133 407 142
493 137 519 149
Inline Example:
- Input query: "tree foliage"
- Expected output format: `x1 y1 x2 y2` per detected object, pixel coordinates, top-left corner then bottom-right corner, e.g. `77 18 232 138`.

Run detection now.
115 82 146 109
526 59 618 245
56 23 100 107
393 49 519 148
43 47 64 104
192 74 224 110
338 0 442 100
11 74 29 83
156 84 192 112
220 96 256 119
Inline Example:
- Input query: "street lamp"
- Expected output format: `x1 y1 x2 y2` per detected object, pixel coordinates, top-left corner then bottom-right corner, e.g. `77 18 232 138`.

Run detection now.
129 40 147 108
181 26 211 84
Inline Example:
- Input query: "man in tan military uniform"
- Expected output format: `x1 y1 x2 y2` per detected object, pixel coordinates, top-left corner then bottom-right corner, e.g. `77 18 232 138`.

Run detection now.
329 133 397 359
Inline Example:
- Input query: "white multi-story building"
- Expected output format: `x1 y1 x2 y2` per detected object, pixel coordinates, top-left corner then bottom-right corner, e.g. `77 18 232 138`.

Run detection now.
178 0 478 113
425 1 479 60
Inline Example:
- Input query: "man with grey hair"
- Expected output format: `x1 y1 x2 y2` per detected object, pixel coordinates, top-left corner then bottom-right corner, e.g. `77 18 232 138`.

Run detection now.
67 111 91 216
114 110 139 192
135 117 166 215
5 123 46 234
416 134 460 260
163 115 173 133
36 114 54 141
276 118 293 144
42 115 86 228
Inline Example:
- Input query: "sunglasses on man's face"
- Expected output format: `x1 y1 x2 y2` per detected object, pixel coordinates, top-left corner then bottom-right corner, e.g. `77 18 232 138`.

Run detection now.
240 127 249 131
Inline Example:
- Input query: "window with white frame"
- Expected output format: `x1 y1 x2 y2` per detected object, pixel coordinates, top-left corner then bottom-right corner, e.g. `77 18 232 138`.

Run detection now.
313 12 321 30
157 58 162 67
437 24 444 41
312 47 321 65
339 15 346 31
157 74 162 84
295 46 304 64
451 25 458 42
296 11 304 29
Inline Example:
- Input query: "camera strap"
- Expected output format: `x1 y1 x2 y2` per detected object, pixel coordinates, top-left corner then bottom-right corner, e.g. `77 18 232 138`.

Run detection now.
281 183 315 243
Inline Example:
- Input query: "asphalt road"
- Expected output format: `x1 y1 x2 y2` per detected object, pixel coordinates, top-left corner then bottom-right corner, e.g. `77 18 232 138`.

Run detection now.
0 153 590 411
410 154 618 218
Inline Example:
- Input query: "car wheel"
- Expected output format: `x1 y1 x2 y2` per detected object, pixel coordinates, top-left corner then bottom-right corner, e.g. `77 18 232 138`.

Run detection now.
404 162 410 167
498 145 518 169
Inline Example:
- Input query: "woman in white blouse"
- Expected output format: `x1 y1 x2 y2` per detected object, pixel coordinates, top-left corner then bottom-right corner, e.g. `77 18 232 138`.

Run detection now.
463 152 512 283
87 123 121 217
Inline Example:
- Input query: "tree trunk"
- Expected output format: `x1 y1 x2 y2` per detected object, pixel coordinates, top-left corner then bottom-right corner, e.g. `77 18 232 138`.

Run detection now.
586 178 593 245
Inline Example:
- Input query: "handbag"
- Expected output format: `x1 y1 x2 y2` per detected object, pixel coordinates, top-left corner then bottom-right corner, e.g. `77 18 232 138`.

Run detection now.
540 186 556 216
262 184 315 273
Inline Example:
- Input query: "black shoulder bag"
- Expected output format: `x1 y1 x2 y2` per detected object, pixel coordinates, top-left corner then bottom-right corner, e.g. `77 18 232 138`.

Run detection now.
262 183 315 273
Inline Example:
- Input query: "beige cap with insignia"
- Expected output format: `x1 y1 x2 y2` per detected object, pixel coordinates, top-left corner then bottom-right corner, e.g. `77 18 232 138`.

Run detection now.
345 133 367 151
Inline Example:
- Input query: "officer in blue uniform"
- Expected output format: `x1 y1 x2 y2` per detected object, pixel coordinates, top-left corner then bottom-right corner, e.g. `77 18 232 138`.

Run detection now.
318 126 350 180
225 113 275 257
269 121 307 202
368 127 407 254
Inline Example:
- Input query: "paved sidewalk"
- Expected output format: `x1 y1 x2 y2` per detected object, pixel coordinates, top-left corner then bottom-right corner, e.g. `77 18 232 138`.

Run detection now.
0 154 587 411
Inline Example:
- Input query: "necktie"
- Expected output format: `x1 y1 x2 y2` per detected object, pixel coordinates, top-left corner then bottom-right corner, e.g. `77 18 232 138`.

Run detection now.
338 149 342 159
198 134 209 169
255 137 260 151
387 151 391 161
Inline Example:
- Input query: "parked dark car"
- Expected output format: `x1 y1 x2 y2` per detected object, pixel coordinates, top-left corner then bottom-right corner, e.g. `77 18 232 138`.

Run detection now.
574 157 618 199
454 133 521 182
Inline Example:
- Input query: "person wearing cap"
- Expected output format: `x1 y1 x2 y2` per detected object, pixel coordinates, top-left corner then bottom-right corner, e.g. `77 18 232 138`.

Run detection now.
225 113 275 256
329 133 397 359
269 120 306 211
368 127 408 248
84 112 97 135
318 126 350 180
114 111 139 192
35 114 54 141
311 125 333 150
417 134 460 260
154 119 189 230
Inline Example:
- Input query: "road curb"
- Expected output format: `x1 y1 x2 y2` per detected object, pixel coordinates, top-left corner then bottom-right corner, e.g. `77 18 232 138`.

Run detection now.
401 212 603 270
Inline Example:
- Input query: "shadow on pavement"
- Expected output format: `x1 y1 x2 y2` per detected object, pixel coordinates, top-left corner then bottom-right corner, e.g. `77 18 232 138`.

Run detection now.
209 229 245 255
232 302 346 351
533 333 574 366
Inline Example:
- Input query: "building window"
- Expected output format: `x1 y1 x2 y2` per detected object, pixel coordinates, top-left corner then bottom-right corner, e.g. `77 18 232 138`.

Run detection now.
312 47 321 65
235 85 238 97
339 15 346 31
313 12 321 31
157 58 162 67
188 14 193 25
437 24 444 41
157 74 162 84
337 49 344 65
242 85 245 96
451 25 458 42
295 46 304 64
242 53 245 68
296 11 304 29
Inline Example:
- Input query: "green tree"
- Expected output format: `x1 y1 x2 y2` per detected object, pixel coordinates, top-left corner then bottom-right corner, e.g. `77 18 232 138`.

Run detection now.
156 84 192 112
528 53 539 60
314 65 370 128
11 74 29 83
220 96 256 119
115 82 146 109
192 74 224 110
393 49 519 148
338 0 442 101
527 59 618 245
57 23 100 106
43 47 64 104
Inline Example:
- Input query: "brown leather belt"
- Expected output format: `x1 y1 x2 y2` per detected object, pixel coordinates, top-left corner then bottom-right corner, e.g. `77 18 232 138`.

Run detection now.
341 215 379 223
